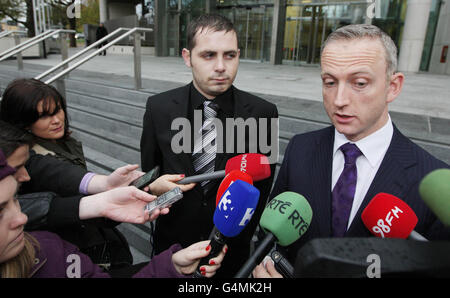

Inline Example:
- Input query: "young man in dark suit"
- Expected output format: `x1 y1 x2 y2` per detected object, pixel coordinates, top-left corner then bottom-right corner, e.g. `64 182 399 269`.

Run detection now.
253 24 449 278
140 14 278 277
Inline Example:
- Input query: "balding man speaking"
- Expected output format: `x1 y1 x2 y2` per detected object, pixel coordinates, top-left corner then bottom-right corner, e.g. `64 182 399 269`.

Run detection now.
254 24 449 278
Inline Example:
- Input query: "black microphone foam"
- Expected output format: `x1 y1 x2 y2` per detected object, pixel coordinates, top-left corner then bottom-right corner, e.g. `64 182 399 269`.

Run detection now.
294 238 450 278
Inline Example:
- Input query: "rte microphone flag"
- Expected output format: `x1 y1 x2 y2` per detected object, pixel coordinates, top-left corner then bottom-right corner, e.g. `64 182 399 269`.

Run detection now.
193 179 260 278
235 191 313 278
178 153 271 184
361 193 427 241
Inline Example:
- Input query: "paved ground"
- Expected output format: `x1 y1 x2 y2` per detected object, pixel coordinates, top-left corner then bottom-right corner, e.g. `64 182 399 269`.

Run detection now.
17 47 450 120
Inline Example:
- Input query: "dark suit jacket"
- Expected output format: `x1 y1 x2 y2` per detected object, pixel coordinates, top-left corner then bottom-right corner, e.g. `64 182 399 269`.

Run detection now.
21 150 87 196
140 83 278 277
270 125 450 263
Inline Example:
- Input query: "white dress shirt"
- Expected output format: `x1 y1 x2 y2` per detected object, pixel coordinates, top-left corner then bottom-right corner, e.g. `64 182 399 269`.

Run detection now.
332 115 394 230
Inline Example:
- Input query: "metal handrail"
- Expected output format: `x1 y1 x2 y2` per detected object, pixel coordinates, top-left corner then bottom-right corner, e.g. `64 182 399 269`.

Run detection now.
0 30 27 39
0 29 75 62
0 31 9 39
35 27 131 80
44 27 153 86
0 29 54 58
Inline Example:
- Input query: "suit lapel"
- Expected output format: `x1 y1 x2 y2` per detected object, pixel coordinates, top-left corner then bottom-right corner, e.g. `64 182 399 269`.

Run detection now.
346 125 417 235
166 84 196 176
311 127 335 237
214 87 252 172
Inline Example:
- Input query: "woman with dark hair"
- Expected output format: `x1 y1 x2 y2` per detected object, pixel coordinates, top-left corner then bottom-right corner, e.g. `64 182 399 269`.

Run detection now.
0 120 197 276
0 78 86 169
0 149 226 278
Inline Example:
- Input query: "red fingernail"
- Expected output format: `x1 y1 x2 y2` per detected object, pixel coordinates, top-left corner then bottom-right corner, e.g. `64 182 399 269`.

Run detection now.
209 260 215 265
201 271 206 276
180 174 185 177
206 245 211 251
200 266 206 271
224 247 228 253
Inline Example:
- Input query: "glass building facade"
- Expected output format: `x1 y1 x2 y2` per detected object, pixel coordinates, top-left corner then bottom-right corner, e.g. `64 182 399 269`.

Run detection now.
141 0 441 71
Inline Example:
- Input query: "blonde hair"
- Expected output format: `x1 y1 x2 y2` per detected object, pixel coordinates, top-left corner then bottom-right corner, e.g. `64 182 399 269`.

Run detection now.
0 233 39 278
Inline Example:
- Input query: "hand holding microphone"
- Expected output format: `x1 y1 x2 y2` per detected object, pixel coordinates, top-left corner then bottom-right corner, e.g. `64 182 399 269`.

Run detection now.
193 179 260 278
253 257 283 278
172 240 227 278
235 191 313 278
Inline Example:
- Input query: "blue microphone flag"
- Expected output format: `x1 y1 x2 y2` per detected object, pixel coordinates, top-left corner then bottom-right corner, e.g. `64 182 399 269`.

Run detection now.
213 179 260 237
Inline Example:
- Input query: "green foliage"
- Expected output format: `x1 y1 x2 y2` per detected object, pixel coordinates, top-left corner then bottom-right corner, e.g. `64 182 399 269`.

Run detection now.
0 0 26 24
77 0 99 32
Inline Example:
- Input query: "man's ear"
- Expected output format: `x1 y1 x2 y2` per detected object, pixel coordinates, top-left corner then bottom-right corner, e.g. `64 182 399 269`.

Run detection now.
386 72 404 104
182 48 191 68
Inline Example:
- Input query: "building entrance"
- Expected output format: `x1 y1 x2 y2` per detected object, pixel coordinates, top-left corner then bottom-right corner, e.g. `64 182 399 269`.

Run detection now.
283 1 369 65
217 2 274 62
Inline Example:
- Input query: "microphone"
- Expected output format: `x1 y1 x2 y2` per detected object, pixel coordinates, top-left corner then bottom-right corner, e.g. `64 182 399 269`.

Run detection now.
419 168 450 226
361 193 427 241
295 237 450 278
193 179 260 278
215 170 253 206
268 248 295 278
178 153 271 184
234 192 313 278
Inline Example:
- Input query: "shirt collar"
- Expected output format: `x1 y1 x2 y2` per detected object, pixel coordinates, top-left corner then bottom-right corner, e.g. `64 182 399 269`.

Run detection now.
333 114 394 168
190 83 234 115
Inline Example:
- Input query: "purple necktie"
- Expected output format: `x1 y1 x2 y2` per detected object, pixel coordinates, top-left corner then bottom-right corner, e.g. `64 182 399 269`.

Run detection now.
331 142 363 237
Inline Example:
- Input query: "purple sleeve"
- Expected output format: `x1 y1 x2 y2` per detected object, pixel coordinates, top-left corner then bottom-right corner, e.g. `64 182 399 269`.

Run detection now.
30 231 189 278
133 244 190 278
61 238 111 278
30 231 110 278
79 172 96 195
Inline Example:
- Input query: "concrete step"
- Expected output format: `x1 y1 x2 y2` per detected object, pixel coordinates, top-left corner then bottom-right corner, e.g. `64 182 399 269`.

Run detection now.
67 104 142 136
85 161 110 175
82 145 128 173
116 223 152 263
71 121 140 166
65 79 152 106
67 90 145 120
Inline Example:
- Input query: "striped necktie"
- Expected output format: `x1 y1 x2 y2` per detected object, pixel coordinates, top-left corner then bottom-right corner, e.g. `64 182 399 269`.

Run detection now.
192 100 219 191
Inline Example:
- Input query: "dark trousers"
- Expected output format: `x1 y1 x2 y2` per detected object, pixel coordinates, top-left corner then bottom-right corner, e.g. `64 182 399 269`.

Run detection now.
97 42 107 55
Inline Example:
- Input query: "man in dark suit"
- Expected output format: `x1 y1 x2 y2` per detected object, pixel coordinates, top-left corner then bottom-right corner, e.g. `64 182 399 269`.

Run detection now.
96 23 108 56
253 24 449 277
140 14 278 277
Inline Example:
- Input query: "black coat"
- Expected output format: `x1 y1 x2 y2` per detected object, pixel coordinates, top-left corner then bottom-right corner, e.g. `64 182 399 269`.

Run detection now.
140 83 279 277
96 26 108 41
20 150 87 196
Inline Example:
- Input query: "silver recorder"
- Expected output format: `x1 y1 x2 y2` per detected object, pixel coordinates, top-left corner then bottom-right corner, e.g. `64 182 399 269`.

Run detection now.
145 187 183 214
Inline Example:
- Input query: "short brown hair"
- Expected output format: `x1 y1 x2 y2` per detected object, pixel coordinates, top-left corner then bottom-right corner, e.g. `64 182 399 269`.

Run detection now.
186 14 236 51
